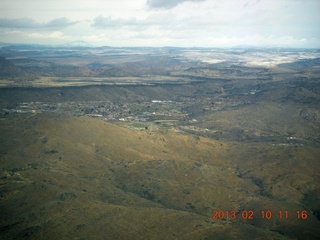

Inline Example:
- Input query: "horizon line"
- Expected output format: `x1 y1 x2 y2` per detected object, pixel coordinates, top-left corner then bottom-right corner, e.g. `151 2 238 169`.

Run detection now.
1 41 320 50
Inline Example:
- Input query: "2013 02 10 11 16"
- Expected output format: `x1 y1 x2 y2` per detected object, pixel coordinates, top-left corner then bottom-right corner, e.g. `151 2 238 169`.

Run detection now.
212 210 308 220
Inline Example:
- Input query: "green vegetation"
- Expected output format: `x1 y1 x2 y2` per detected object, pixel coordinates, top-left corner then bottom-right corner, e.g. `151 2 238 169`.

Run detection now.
129 123 149 129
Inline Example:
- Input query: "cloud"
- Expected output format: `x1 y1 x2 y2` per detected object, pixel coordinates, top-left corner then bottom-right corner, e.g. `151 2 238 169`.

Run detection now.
0 17 78 29
146 0 206 9
243 0 260 8
0 0 319 48
44 18 78 28
28 31 71 40
92 16 140 28
0 18 38 29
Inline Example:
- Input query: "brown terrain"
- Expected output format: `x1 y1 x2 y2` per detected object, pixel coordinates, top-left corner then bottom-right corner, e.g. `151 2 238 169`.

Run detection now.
0 114 319 239
0 45 320 239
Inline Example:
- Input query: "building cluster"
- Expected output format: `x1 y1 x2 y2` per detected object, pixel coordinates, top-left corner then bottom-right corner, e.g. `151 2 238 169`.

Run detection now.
1 95 253 128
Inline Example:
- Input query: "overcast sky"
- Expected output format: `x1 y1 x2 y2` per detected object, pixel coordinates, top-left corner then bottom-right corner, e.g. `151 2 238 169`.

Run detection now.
0 0 319 48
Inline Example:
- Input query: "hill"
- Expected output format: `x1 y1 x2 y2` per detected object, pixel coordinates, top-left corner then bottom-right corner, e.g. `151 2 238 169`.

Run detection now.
0 113 319 239
0 56 38 83
0 56 25 78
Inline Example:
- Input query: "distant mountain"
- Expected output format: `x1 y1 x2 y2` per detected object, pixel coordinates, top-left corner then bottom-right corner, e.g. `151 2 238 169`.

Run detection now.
0 42 11 48
0 56 25 77
62 40 93 48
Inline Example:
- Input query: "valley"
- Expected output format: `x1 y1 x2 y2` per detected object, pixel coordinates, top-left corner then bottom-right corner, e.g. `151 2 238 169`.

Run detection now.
0 45 320 239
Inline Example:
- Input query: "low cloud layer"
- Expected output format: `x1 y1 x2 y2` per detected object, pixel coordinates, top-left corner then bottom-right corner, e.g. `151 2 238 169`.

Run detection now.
146 0 206 9
0 17 77 29
92 16 140 29
0 0 319 47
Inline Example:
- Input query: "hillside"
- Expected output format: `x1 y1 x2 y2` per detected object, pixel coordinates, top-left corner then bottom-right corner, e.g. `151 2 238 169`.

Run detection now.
0 56 38 83
0 56 25 78
0 114 319 239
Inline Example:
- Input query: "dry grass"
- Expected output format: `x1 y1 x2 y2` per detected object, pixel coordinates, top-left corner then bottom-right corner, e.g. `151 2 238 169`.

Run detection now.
0 114 319 239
